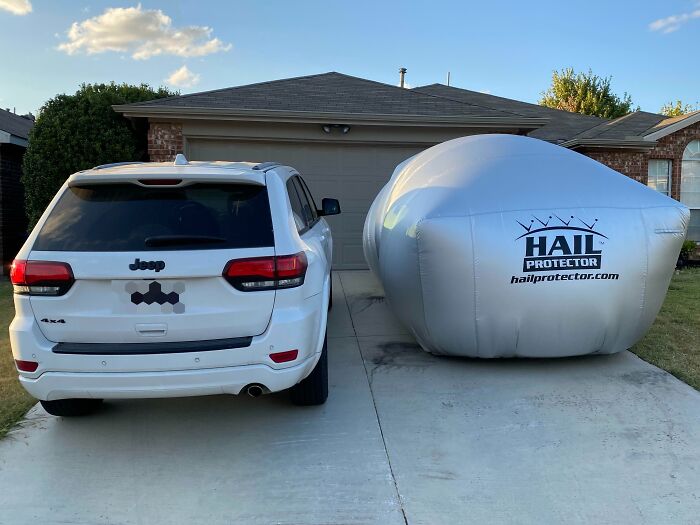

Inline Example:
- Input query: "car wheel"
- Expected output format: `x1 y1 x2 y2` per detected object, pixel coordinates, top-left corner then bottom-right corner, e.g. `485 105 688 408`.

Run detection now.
290 333 328 406
40 398 103 417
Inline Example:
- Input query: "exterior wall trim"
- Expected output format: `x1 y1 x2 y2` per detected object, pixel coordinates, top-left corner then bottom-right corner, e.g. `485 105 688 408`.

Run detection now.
644 112 700 141
115 105 548 129
561 138 657 150
0 130 28 147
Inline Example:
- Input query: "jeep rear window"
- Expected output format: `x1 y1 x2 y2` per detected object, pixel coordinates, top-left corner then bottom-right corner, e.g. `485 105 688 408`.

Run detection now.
33 183 274 251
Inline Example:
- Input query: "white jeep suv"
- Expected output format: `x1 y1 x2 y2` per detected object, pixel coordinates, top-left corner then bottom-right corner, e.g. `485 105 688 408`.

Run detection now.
9 156 340 416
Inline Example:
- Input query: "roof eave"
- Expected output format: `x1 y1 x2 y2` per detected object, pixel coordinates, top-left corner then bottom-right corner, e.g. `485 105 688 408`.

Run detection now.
643 111 700 141
113 104 548 129
560 138 658 151
0 130 28 147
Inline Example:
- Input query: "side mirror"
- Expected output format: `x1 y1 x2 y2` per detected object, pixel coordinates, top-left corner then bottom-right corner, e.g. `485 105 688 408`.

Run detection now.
319 198 341 216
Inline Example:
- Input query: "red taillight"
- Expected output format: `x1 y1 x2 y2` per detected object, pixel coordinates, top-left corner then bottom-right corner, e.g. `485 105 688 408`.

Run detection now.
10 260 74 296
269 349 299 363
15 359 38 372
223 252 308 291
9 260 26 285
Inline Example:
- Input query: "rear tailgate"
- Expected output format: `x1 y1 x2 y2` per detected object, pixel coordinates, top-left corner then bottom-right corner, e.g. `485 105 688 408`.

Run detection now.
28 249 275 343
26 179 276 344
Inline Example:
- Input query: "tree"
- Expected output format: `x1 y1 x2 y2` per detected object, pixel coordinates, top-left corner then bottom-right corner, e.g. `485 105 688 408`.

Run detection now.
539 68 634 119
659 100 699 117
22 83 177 227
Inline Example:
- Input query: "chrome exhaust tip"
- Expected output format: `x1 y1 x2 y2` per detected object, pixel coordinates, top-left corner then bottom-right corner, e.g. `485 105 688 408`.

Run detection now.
245 384 264 398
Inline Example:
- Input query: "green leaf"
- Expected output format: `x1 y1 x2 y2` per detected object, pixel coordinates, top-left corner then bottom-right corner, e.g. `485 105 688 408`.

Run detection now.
22 83 178 228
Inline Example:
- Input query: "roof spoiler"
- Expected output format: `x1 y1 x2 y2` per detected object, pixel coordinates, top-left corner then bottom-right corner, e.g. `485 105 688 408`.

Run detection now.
92 161 145 171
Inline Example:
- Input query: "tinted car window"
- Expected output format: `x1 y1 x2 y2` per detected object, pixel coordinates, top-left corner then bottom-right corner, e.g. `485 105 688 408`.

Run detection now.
286 178 306 232
34 183 274 251
297 177 318 222
292 177 315 227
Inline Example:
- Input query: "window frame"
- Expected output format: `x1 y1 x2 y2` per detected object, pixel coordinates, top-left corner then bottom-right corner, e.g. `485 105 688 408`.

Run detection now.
285 177 308 234
681 140 700 210
647 159 672 196
289 175 320 234
297 176 319 222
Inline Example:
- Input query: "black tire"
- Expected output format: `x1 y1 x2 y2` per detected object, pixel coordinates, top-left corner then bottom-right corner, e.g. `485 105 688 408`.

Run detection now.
40 398 103 417
291 334 328 406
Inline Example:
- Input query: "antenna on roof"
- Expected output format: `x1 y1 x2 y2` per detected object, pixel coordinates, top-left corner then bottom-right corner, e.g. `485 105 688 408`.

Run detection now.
174 153 188 166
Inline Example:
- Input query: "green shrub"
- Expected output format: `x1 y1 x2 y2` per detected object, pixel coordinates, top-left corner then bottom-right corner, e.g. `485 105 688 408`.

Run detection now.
680 240 697 260
22 83 177 228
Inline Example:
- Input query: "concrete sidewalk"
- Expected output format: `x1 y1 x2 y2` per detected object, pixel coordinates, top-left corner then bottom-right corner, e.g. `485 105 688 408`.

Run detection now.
1 271 699 524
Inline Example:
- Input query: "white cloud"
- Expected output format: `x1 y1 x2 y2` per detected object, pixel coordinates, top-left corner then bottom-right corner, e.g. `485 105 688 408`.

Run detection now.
649 8 700 33
0 0 32 15
166 65 200 88
58 4 231 60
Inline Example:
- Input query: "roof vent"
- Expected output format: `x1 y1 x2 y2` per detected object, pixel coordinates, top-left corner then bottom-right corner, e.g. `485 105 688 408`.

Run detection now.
174 153 189 166
399 67 407 88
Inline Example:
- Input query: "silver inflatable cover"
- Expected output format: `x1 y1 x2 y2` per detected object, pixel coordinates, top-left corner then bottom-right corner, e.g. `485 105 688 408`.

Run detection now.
363 135 689 358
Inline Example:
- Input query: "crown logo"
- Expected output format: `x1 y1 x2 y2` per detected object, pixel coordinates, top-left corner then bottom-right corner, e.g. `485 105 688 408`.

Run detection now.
515 214 606 240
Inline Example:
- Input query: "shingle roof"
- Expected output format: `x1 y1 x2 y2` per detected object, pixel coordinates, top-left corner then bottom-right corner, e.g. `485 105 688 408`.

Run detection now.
570 111 667 140
116 72 700 147
124 72 527 119
414 83 606 143
643 110 700 136
0 108 34 139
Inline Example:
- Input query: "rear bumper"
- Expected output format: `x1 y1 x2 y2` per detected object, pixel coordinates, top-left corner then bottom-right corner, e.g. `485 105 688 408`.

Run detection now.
19 354 320 400
10 281 329 401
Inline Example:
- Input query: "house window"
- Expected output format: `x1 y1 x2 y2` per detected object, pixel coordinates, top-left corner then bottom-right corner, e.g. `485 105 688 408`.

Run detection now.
647 159 671 195
681 140 700 240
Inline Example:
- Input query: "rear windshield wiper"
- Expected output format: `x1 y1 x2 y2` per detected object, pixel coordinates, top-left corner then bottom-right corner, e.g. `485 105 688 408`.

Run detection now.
144 235 227 247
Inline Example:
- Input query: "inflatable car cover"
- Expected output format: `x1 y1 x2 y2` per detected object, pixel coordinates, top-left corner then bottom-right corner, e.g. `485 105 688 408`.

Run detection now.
363 134 689 358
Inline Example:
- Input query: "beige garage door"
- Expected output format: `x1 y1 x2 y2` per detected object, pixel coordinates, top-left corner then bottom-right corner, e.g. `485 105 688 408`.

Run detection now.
187 139 425 269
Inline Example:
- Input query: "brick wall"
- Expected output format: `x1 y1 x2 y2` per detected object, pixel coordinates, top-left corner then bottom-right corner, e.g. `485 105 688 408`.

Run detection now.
581 149 648 185
648 120 700 201
0 143 29 271
581 121 700 201
147 122 184 162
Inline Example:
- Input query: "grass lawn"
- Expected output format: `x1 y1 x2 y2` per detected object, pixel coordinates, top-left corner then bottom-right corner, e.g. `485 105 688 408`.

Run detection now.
631 267 700 391
0 268 698 438
0 281 35 439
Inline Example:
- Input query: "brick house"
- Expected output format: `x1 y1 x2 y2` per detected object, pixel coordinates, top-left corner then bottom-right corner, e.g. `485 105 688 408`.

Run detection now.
114 73 699 268
0 108 32 271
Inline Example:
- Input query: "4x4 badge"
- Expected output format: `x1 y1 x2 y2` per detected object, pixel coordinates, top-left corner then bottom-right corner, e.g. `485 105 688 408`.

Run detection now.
129 258 165 272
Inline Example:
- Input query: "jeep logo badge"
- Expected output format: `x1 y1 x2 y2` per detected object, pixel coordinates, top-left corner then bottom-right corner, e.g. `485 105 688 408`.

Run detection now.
129 258 166 272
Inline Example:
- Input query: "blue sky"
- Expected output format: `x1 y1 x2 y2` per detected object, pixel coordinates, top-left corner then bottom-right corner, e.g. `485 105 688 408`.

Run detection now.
1 0 699 115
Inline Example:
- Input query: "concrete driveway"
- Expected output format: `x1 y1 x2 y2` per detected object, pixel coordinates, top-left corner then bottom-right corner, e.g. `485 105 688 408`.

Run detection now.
1 271 699 524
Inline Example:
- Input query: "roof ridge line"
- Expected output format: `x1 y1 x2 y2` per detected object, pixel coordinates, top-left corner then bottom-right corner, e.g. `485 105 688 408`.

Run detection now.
415 83 608 121
128 72 531 119
324 73 522 116
568 111 640 140
135 72 345 106
412 85 531 119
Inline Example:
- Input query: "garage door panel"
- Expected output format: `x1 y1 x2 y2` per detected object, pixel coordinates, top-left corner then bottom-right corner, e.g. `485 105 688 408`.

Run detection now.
342 212 368 237
187 139 424 269
341 243 367 268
